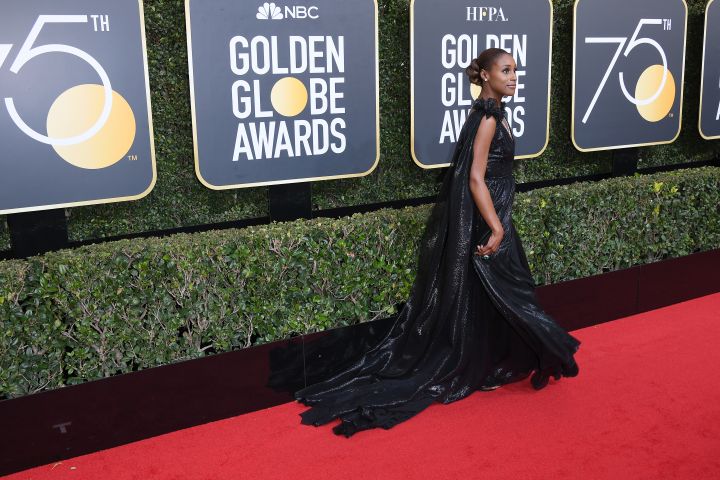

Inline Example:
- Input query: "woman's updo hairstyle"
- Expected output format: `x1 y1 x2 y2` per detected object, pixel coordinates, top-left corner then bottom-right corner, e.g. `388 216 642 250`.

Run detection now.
466 48 510 86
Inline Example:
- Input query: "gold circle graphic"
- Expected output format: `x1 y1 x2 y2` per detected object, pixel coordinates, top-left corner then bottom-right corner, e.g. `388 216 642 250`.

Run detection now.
634 65 676 123
47 84 136 169
270 77 308 117
470 83 482 100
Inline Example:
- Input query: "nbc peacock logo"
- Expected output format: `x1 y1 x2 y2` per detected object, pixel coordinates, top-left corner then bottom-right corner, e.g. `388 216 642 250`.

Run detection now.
257 2 284 20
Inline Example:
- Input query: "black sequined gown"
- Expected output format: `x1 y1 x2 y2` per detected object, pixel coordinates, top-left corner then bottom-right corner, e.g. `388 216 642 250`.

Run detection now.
294 97 581 437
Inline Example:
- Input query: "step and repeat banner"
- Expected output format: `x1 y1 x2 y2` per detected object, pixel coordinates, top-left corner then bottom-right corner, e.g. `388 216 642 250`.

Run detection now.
2 0 714 214
186 0 379 189
0 0 155 215
411 0 553 168
700 0 720 140
572 0 688 152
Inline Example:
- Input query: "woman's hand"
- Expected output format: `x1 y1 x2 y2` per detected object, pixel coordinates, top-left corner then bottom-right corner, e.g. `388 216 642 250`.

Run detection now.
476 227 504 257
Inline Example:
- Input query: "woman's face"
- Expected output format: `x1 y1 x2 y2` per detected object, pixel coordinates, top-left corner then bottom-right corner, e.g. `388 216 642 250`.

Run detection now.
481 53 517 98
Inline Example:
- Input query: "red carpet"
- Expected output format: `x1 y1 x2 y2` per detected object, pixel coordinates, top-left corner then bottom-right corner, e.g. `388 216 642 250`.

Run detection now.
6 293 720 479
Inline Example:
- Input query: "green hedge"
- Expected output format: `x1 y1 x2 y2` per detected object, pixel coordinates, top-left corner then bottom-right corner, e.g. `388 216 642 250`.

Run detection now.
1 166 718 399
0 260 65 398
0 0 714 251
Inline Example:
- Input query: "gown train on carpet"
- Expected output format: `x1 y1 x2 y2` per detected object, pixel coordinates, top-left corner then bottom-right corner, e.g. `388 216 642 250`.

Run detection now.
294 97 581 437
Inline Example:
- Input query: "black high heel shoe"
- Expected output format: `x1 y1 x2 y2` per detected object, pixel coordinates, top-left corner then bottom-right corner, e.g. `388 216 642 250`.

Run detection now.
530 370 550 390
531 364 565 390
562 360 579 377
531 360 580 390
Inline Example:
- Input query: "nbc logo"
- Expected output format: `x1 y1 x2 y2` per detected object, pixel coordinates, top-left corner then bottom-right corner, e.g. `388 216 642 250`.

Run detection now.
256 2 320 20
257 2 283 20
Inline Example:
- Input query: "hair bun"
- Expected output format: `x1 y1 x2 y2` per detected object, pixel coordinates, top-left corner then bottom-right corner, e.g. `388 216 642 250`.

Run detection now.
465 59 482 86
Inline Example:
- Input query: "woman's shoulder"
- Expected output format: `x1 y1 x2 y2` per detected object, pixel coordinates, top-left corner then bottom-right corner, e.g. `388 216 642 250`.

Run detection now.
469 97 505 124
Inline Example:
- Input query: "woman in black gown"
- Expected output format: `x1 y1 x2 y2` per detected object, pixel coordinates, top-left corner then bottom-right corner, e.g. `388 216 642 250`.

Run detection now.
294 48 581 437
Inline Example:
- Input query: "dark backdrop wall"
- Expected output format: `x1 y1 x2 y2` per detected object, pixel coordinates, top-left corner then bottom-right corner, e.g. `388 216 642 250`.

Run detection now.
0 0 715 250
